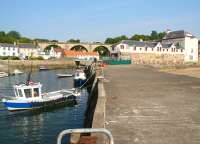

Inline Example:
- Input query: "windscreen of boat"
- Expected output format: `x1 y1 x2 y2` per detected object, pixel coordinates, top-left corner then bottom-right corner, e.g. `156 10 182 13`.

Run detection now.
33 88 39 97
24 89 32 98
18 89 23 97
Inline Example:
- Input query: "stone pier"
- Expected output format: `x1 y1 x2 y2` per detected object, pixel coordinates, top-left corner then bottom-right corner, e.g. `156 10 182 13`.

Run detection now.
104 65 200 144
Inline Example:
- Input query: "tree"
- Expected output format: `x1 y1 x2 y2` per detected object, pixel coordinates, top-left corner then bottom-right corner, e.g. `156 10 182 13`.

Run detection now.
44 44 61 51
105 35 128 44
150 31 159 40
19 37 32 43
105 38 115 44
67 39 80 43
0 31 6 37
7 31 21 39
94 46 110 56
158 32 166 39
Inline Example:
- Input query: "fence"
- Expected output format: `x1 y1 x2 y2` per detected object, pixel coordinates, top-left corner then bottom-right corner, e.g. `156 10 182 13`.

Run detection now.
100 57 132 65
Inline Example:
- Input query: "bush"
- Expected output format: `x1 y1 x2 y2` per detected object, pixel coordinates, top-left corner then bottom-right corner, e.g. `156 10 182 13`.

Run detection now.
0 56 20 60
29 56 44 60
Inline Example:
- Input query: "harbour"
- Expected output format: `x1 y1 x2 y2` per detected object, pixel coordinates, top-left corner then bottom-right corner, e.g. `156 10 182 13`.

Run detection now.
0 69 89 144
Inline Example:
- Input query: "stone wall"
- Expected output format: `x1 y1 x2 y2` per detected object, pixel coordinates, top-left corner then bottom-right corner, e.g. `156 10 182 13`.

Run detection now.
131 53 185 65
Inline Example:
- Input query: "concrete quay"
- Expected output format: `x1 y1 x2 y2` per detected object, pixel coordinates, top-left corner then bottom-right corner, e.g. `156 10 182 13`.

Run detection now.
103 65 200 144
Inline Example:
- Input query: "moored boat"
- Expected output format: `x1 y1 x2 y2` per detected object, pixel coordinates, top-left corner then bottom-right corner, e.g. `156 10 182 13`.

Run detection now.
56 73 73 78
0 72 8 78
39 66 49 71
13 69 23 75
74 69 86 87
2 81 80 112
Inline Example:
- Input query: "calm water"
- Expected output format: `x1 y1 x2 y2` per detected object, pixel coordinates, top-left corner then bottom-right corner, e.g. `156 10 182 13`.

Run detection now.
0 69 88 144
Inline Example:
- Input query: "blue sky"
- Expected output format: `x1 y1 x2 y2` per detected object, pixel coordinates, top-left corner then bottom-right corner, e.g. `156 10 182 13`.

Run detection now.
0 0 200 42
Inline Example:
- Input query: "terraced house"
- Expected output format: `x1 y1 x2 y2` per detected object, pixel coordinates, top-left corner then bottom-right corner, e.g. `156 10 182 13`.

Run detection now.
0 43 19 57
112 30 198 63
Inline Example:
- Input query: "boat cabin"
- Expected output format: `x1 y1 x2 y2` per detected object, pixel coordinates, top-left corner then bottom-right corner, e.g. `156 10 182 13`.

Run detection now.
13 82 42 99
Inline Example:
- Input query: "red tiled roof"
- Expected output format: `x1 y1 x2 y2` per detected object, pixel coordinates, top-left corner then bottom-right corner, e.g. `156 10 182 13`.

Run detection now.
64 50 99 57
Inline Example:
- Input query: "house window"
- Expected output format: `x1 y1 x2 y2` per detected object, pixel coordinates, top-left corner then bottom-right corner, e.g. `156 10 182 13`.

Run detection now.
140 48 142 51
181 49 183 53
152 48 154 51
163 49 165 52
13 48 15 51
13 53 15 56
176 49 178 52
145 47 147 51
167 49 168 52
8 47 10 50
190 55 193 60
3 47 5 50
3 52 6 56
112 47 115 51
134 47 136 51
120 45 124 49
157 47 159 51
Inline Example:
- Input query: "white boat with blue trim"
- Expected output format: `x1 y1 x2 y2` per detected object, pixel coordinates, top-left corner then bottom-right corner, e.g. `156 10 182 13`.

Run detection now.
2 81 80 112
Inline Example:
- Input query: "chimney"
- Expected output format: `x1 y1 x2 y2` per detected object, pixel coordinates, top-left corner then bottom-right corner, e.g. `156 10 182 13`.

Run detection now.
166 29 171 34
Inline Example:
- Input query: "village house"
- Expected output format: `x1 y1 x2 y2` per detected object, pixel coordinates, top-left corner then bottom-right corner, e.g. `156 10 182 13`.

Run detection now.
162 30 198 62
39 47 64 59
64 50 99 61
111 30 198 62
18 44 40 59
0 43 19 57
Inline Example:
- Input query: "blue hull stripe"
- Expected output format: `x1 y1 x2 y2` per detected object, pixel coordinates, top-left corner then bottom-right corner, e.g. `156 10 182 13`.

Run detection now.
3 102 32 108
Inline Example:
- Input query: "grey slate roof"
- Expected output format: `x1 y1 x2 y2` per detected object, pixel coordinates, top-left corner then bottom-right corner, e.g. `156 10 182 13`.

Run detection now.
163 30 195 39
161 43 173 48
18 44 38 49
121 40 158 48
0 43 16 47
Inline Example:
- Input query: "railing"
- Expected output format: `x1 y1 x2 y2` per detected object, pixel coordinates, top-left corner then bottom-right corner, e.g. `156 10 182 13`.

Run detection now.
57 128 114 144
100 57 132 65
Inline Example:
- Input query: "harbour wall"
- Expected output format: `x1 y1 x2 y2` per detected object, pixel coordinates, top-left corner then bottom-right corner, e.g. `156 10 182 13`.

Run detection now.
131 53 185 65
83 65 106 143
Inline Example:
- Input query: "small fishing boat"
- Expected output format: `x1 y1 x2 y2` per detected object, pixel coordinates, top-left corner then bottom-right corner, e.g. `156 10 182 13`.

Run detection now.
56 73 73 78
2 81 80 112
74 69 86 87
0 72 8 78
39 66 49 71
13 69 23 75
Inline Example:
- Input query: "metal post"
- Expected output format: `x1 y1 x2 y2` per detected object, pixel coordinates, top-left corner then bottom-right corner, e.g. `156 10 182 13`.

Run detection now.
57 128 114 144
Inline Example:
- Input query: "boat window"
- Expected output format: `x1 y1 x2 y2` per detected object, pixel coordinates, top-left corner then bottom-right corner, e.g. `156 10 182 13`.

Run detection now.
24 89 32 98
18 89 23 97
33 88 39 97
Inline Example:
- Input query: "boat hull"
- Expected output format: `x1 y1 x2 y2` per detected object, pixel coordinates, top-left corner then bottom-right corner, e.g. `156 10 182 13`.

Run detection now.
3 96 76 112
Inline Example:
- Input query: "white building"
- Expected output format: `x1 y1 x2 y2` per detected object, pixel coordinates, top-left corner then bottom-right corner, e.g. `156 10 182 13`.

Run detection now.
162 30 198 62
39 47 63 59
18 44 39 59
111 30 198 62
0 43 19 57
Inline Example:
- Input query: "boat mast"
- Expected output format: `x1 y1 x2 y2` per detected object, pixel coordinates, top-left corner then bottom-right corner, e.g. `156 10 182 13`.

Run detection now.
26 61 33 85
